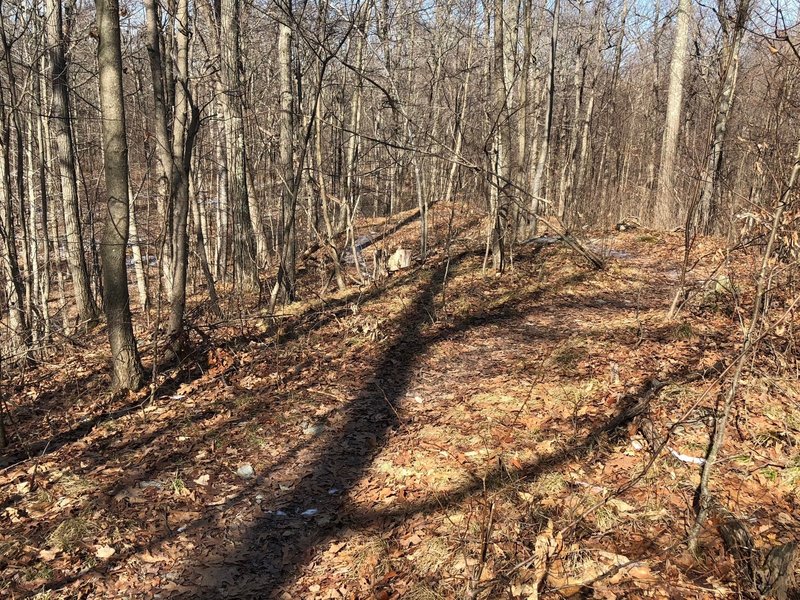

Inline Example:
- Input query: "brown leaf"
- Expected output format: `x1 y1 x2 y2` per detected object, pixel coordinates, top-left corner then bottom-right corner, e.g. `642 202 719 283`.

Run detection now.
38 548 60 561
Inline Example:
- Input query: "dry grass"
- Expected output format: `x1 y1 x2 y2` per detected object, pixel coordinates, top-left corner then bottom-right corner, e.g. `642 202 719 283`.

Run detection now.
46 516 94 551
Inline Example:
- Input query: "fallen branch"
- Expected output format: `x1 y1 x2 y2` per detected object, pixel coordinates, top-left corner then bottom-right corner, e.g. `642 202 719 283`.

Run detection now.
522 216 605 269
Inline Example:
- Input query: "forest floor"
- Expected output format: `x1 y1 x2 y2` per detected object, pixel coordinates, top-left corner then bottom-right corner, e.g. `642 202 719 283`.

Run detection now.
1 206 799 599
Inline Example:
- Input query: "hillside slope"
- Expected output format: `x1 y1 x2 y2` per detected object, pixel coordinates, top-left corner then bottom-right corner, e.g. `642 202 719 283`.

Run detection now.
1 215 798 599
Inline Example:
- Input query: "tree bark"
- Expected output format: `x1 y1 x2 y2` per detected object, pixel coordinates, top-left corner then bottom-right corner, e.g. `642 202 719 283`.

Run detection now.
272 15 297 304
46 0 98 327
220 0 259 293
128 186 149 311
95 0 144 391
530 0 559 236
655 0 691 228
696 0 750 234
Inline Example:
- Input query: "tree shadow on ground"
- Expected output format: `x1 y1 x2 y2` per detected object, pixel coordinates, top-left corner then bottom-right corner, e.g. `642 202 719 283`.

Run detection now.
26 253 464 597
178 252 711 598
21 243 713 598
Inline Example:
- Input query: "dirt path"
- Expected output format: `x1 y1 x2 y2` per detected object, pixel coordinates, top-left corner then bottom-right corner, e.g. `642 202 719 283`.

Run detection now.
163 234 696 598
3 231 798 599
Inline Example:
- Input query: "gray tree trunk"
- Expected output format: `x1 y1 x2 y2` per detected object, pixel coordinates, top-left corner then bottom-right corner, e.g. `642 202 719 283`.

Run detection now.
0 34 30 362
655 0 691 228
95 0 144 390
696 0 750 234
490 0 513 272
530 0 559 236
164 0 197 349
46 0 98 326
0 124 29 362
271 16 297 304
220 0 259 293
128 186 149 311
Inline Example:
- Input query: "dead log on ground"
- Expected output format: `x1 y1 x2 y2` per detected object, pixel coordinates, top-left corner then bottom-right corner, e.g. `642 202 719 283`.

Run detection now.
522 216 605 269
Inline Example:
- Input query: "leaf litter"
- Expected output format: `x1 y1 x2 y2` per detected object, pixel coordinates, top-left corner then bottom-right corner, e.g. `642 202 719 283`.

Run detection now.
0 207 798 598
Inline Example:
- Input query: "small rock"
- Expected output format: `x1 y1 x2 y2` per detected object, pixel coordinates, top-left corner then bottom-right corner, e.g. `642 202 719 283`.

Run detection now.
387 248 412 271
302 423 326 436
301 508 319 517
236 464 255 479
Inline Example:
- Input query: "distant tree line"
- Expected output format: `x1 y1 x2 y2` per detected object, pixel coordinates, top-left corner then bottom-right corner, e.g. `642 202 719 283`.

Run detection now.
0 0 797 389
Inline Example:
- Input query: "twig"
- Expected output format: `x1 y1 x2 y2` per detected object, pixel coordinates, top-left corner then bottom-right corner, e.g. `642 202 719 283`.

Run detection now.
467 500 495 599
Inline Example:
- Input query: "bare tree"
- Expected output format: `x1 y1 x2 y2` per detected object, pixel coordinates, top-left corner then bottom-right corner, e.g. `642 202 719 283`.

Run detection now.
695 0 751 233
655 0 692 228
220 0 259 293
271 10 297 304
95 0 143 390
46 0 99 328
529 0 559 236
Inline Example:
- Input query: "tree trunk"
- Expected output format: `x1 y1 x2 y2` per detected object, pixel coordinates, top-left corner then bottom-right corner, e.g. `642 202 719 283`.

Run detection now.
696 0 750 234
214 115 229 281
143 0 176 295
272 16 297 304
0 39 30 362
46 0 98 326
37 61 53 343
530 0 559 236
0 124 29 363
220 0 259 293
655 0 691 228
189 174 222 317
558 37 586 220
128 186 149 311
165 0 197 350
490 0 513 272
95 0 144 391
314 82 346 291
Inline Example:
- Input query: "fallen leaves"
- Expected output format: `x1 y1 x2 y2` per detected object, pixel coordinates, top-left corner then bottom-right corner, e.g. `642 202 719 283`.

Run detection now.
0 226 796 600
547 548 657 596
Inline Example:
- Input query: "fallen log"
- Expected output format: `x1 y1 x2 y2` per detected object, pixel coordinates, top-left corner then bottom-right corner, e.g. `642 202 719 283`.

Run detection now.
522 216 605 269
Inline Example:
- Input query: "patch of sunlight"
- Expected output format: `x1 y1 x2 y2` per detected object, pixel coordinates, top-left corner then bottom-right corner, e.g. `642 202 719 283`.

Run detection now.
405 585 445 600
784 466 800 487
347 535 390 581
409 536 451 578
47 516 94 551
529 472 567 497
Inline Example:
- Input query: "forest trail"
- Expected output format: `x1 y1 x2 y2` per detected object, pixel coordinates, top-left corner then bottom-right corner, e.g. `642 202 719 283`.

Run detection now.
2 226 798 599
